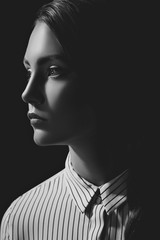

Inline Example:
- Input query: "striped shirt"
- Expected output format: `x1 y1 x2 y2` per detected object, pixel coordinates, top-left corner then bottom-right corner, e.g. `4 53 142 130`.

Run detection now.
0 153 136 240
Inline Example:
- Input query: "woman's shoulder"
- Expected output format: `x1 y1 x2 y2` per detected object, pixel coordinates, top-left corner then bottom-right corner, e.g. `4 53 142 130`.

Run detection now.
10 168 65 206
0 168 65 238
20 168 65 200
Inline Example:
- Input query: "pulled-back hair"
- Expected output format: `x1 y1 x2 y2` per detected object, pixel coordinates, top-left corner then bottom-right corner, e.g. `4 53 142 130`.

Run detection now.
35 0 108 74
35 0 146 144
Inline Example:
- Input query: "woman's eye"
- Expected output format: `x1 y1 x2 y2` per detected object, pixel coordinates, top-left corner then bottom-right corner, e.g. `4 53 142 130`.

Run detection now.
48 66 68 79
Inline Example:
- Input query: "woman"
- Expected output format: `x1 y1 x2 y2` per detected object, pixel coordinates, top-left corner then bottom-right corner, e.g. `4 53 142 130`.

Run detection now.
0 0 154 239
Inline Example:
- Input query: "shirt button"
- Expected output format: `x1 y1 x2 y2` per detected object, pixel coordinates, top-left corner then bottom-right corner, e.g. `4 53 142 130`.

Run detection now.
96 195 102 204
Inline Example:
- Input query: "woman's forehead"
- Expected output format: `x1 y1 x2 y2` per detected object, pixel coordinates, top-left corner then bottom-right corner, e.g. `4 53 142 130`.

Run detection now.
24 22 64 65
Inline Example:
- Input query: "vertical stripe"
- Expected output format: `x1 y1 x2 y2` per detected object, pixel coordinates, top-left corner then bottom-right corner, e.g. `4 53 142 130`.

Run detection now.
76 212 81 240
50 174 64 240
0 156 133 240
108 214 112 240
56 186 68 239
66 199 73 240
25 186 42 240
71 204 76 239
61 193 70 240
65 171 88 210
13 188 38 240
83 213 90 240
37 183 51 240
47 177 61 240
40 182 52 240
110 210 117 240
67 202 76 239
33 182 53 240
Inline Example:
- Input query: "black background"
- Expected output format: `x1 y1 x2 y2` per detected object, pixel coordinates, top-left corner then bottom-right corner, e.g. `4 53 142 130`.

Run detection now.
0 0 159 226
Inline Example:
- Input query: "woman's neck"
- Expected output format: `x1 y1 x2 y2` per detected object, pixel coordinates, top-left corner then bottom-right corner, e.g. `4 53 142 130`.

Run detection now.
68 136 128 186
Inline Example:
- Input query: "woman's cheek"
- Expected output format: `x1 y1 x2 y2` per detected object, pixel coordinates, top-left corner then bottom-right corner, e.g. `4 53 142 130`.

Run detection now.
45 79 69 109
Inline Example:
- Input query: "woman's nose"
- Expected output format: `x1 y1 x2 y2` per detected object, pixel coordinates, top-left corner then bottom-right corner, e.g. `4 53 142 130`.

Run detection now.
21 75 45 106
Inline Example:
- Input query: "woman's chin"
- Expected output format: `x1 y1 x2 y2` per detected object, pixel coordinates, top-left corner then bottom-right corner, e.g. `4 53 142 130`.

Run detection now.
33 129 53 146
32 129 65 146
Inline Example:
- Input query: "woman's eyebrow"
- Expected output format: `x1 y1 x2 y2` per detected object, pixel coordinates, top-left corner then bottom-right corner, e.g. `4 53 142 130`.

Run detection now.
23 54 67 66
38 54 67 65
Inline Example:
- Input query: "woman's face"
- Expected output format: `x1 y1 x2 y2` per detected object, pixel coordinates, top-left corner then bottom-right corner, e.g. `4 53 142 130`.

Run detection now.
22 22 95 146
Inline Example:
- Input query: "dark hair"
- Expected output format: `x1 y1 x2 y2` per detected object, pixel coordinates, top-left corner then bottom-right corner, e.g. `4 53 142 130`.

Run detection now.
35 0 147 144
35 0 108 74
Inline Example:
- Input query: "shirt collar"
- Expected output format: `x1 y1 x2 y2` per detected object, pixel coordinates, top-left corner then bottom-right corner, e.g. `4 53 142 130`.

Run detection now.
64 153 129 214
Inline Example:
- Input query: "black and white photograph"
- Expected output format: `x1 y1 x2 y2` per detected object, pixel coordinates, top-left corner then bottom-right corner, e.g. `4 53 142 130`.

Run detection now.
0 0 158 240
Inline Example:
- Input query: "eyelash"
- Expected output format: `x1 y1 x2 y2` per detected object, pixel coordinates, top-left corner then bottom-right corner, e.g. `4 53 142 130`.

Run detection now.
48 66 63 78
25 65 69 81
48 66 68 78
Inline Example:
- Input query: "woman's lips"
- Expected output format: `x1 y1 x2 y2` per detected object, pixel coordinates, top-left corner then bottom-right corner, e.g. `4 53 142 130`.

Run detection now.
27 112 47 121
27 112 47 127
